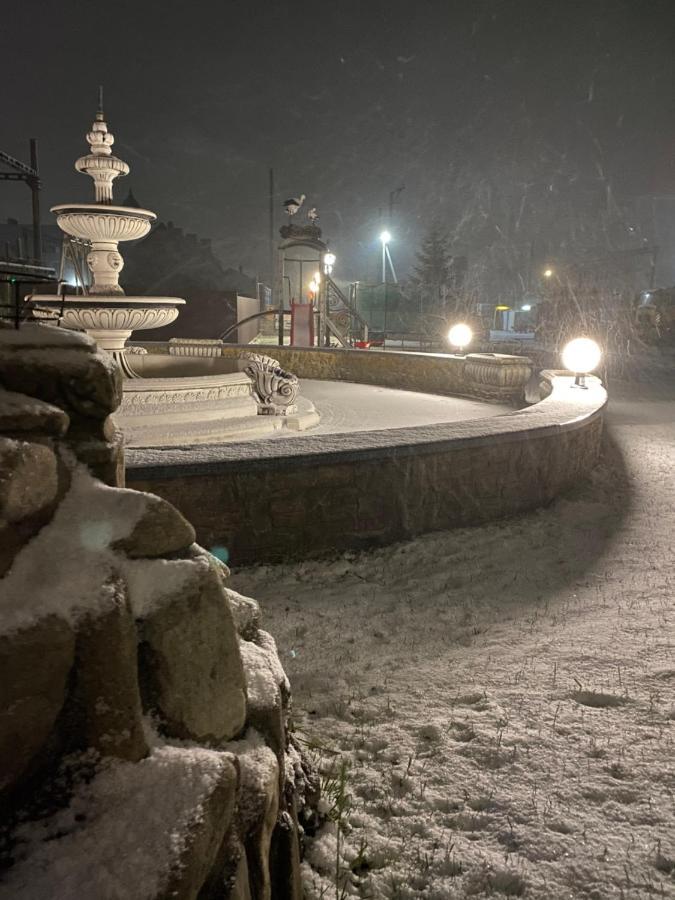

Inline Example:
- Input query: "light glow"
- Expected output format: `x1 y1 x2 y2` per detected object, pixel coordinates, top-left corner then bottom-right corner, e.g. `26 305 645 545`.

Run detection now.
308 279 319 295
543 268 554 278
447 322 473 351
561 338 601 375
380 230 392 245
521 304 532 312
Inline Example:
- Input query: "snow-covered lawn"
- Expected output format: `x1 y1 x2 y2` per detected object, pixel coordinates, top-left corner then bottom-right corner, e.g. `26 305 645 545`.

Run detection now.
230 376 675 899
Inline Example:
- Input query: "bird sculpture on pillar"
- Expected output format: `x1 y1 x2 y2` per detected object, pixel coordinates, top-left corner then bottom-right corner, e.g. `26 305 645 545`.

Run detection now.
283 194 306 216
307 207 319 224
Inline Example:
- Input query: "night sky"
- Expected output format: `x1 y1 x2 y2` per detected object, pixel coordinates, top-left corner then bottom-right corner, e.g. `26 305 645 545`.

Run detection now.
2 0 675 282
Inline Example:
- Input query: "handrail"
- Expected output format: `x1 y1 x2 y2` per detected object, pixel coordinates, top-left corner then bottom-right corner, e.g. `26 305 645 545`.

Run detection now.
325 316 349 347
218 308 287 341
326 276 369 332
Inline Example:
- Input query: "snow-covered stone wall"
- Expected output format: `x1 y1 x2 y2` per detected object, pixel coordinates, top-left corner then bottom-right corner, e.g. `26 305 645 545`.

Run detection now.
128 369 607 565
142 342 535 405
0 324 314 900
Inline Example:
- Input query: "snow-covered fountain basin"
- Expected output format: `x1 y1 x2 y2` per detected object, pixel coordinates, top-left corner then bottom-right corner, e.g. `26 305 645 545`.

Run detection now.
123 344 607 565
116 349 319 447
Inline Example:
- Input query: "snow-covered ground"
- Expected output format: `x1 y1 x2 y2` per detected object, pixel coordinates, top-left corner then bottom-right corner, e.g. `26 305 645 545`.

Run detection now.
295 380 512 436
230 373 675 899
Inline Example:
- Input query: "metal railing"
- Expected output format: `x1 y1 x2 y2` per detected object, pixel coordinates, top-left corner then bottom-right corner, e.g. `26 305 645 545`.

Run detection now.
0 266 62 329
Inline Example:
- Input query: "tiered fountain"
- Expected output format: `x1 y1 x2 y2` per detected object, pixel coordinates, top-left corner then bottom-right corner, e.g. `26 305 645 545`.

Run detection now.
29 100 318 446
30 97 185 374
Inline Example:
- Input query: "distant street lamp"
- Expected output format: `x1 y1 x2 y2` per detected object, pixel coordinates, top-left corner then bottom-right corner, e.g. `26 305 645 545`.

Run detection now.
561 337 601 388
543 267 554 279
447 322 473 354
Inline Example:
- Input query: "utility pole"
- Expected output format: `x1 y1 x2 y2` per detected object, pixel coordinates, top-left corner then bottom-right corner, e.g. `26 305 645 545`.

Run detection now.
0 141 42 264
268 167 274 306
30 140 42 264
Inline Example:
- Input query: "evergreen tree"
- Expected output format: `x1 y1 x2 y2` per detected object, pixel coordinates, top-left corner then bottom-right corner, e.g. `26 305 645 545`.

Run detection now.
409 225 453 313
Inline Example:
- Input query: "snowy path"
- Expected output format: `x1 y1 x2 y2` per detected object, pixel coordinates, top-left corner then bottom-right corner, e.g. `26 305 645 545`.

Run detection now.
230 376 675 900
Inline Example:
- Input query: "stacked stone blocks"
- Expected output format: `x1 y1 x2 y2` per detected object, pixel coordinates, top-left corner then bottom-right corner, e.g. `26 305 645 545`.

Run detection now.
0 325 310 899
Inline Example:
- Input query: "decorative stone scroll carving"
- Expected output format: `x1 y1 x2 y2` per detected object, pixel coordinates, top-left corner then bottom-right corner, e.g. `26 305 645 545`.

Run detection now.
241 352 299 416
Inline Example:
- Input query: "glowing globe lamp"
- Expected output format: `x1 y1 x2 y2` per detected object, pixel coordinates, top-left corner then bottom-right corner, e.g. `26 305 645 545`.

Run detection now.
447 323 473 354
561 337 601 388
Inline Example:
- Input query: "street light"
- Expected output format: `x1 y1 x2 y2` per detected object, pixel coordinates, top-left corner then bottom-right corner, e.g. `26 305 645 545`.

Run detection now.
447 322 473 354
561 337 601 388
323 251 336 275
379 230 392 286
543 267 554 279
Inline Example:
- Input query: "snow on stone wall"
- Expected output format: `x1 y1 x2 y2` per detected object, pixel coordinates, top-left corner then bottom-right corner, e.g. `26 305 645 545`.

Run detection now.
0 324 314 900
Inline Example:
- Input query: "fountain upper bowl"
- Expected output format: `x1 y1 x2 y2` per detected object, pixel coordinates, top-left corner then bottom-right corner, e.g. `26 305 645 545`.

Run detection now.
50 203 156 243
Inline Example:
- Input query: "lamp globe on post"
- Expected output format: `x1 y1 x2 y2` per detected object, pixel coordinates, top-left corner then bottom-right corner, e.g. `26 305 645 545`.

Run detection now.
561 337 602 388
447 322 473 356
323 251 336 276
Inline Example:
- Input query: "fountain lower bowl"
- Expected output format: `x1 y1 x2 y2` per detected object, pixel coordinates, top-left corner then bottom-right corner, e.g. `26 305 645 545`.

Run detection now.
28 296 185 350
117 353 320 447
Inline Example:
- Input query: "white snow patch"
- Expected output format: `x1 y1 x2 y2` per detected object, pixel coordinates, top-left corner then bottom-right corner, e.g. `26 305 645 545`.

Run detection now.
239 638 281 709
230 379 675 900
123 556 207 619
0 464 193 634
0 744 231 900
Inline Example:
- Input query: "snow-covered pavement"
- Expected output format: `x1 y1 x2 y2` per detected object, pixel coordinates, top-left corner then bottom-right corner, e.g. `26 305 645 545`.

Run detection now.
287 379 513 436
230 373 675 900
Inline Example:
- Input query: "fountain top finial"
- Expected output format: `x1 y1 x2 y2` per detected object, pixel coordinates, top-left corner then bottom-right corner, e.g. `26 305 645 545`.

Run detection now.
75 92 130 203
86 93 114 158
96 85 104 122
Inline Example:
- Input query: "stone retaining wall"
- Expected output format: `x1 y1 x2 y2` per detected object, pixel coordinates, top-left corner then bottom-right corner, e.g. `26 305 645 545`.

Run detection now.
0 325 311 899
127 371 607 565
139 342 534 405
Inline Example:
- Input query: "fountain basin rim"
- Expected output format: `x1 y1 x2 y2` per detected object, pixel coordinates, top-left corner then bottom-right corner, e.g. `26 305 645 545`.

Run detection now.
50 203 157 221
29 296 185 307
